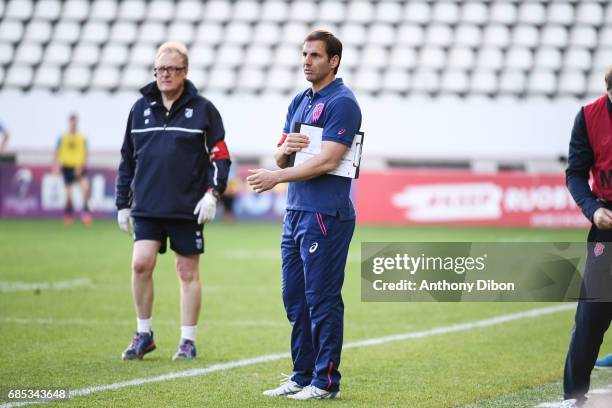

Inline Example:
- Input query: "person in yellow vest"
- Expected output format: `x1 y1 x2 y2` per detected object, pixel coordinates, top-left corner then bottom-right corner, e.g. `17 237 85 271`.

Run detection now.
55 113 91 225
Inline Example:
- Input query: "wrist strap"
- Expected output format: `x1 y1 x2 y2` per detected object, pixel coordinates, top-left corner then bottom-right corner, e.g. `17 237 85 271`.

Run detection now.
207 188 221 200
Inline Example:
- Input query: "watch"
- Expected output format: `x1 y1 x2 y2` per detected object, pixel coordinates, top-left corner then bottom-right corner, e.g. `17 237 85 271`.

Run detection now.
208 188 221 200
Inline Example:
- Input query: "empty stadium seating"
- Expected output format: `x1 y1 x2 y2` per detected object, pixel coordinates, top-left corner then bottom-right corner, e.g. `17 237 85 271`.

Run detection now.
0 0 610 99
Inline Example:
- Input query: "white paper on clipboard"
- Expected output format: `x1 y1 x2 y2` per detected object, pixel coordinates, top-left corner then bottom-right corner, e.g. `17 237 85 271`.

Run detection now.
290 122 364 179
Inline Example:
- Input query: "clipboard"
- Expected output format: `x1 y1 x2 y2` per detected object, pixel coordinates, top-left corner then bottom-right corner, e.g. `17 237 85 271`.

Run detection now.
288 122 364 179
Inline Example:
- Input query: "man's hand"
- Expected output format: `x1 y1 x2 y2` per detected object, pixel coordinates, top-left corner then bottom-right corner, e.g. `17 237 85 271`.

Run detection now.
194 192 217 224
279 133 310 155
117 208 133 235
247 169 279 193
594 207 612 229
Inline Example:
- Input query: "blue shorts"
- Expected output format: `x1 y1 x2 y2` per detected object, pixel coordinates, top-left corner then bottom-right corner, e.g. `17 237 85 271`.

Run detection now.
62 167 86 184
133 217 204 255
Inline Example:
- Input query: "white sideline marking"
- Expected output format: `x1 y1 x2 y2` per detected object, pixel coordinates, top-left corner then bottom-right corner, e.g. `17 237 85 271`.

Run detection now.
0 317 284 327
0 279 93 292
589 388 612 395
535 387 612 407
0 304 576 408
0 318 175 326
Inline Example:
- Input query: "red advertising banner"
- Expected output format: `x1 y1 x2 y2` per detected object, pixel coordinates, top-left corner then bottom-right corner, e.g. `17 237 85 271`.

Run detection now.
356 170 589 228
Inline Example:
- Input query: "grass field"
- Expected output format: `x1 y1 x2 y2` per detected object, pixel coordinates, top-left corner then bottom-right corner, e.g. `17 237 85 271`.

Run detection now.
1 220 611 407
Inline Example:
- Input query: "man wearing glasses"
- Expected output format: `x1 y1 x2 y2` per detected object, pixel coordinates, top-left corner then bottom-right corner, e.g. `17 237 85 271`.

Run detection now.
116 42 231 361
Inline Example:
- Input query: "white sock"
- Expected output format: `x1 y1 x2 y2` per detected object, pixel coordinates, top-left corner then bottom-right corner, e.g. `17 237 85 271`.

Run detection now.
137 318 152 334
181 325 197 342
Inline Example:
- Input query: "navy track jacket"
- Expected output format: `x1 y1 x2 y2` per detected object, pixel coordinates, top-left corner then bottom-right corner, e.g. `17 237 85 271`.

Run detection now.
116 80 231 219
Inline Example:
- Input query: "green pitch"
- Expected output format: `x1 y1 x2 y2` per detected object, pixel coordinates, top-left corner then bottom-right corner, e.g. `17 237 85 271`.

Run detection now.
1 220 611 407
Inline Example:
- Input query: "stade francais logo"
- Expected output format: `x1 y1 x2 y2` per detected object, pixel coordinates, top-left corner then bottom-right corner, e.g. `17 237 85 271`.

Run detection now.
391 183 503 222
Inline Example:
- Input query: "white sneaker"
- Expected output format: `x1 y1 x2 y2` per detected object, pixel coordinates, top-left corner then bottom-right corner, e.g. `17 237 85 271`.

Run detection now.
560 399 578 408
263 374 304 397
287 385 340 400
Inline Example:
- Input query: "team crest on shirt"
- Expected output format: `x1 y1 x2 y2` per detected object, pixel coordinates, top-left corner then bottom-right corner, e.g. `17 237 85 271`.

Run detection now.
311 103 325 121
144 108 150 117
185 108 193 118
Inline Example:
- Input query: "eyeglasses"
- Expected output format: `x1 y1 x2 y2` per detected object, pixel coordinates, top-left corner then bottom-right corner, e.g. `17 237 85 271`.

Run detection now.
153 66 186 76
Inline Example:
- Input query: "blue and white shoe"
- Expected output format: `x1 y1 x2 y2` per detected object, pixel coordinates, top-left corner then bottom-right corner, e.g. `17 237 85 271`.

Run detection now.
263 374 304 397
286 385 340 400
595 353 612 369
172 339 197 360
121 331 156 360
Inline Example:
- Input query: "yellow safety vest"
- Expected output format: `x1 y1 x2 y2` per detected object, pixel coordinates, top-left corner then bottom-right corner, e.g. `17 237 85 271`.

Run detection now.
56 132 87 168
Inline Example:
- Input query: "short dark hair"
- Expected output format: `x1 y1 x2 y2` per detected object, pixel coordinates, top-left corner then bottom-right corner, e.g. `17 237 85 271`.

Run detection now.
606 65 612 94
304 30 342 74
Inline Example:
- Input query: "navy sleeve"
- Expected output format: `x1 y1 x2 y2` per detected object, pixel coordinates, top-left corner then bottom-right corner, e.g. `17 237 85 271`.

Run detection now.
283 100 294 134
283 93 302 134
566 108 601 222
205 101 231 195
116 108 135 210
321 97 362 147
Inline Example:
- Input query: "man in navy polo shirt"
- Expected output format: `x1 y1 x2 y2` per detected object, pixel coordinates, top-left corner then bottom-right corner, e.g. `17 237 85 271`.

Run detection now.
248 30 362 400
116 42 231 361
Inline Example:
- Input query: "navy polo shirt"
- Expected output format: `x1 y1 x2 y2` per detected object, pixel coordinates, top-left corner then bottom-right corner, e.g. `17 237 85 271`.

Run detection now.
282 78 362 219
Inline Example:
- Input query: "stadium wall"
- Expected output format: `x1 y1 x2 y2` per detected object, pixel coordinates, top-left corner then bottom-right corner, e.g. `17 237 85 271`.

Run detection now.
0 91 590 164
0 163 587 228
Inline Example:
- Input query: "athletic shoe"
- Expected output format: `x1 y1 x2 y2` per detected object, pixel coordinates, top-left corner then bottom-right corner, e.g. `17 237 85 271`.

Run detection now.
595 353 612 368
81 212 93 225
262 374 304 397
121 331 156 360
287 385 340 400
172 339 197 360
560 399 578 408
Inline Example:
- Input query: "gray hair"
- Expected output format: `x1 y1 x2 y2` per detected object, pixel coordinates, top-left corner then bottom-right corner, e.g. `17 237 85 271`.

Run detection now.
156 41 189 68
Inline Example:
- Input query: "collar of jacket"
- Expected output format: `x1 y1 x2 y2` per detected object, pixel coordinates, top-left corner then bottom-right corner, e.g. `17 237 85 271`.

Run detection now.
139 79 199 110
